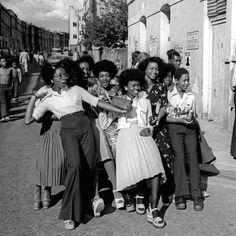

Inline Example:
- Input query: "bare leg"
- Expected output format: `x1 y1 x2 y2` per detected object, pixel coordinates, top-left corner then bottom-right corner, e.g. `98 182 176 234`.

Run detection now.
103 159 122 198
150 175 160 218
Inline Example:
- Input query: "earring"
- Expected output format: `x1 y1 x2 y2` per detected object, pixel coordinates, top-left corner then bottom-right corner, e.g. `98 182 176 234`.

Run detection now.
51 80 53 84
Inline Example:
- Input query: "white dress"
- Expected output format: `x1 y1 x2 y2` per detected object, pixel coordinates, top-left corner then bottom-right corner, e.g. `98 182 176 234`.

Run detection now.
116 97 166 191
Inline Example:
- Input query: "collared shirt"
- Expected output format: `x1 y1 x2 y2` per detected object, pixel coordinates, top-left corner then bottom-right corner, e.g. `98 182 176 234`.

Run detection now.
0 68 11 85
167 86 196 119
33 85 99 120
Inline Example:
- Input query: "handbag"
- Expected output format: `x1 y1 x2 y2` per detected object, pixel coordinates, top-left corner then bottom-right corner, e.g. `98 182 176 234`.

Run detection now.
110 96 132 111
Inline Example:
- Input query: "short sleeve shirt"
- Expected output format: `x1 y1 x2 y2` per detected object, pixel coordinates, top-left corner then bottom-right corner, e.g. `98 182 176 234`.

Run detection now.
33 85 99 120
167 86 196 119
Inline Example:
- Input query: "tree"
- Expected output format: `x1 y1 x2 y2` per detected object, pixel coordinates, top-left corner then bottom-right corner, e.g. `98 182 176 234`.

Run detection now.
82 0 128 49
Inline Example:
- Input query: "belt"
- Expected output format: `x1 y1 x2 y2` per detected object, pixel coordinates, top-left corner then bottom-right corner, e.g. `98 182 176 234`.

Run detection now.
61 111 84 119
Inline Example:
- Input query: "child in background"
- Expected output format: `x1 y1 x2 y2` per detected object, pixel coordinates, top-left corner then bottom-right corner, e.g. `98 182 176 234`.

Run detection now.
10 60 22 102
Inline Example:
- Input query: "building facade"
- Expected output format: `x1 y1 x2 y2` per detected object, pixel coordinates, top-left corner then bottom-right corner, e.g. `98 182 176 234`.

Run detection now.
128 0 236 129
0 2 69 56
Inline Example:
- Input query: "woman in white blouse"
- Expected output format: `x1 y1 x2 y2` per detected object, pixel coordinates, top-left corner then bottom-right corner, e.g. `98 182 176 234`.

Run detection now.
25 63 126 230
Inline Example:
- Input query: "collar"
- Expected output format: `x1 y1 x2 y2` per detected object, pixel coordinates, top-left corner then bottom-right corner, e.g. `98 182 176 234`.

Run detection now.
171 86 193 97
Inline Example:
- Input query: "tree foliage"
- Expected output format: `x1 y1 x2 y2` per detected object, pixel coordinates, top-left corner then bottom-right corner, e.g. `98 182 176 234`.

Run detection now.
82 0 128 49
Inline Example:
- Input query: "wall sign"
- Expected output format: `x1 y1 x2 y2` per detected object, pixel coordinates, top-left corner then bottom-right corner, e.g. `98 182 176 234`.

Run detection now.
187 31 199 50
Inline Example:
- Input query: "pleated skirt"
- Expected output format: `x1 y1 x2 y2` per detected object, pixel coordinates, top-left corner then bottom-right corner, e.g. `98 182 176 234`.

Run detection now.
28 121 66 186
116 124 166 191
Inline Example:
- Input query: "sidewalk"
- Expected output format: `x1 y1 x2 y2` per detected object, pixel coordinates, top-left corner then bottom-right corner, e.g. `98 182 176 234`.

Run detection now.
198 118 236 177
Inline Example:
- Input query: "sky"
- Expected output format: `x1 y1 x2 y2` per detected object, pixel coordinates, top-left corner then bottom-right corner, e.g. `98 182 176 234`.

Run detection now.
1 0 83 32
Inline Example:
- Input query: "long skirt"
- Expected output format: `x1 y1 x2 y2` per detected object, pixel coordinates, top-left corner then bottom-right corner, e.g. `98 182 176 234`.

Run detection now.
231 92 236 157
116 124 166 191
28 121 66 186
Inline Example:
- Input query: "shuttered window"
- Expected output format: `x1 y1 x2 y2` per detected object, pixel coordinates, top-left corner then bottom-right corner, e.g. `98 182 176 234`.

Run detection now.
207 0 227 25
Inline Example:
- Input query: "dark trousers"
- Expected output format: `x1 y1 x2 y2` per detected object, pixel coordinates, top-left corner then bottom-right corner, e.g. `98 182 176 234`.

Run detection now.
0 85 11 117
58 112 97 222
12 78 20 98
168 124 201 198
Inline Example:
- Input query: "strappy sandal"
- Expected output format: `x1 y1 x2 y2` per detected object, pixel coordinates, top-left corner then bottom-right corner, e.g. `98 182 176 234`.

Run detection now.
43 189 51 209
113 190 125 209
147 207 166 228
124 194 135 212
135 194 146 215
91 196 105 217
64 220 75 230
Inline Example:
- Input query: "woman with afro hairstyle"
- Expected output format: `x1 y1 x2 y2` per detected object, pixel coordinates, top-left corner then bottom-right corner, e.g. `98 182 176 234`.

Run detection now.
91 59 124 209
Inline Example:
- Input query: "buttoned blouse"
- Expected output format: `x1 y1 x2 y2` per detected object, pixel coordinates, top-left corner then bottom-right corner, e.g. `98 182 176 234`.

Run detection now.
33 85 99 120
167 86 196 119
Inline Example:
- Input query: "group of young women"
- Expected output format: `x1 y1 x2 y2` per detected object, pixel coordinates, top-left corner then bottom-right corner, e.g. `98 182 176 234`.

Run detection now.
25 49 204 230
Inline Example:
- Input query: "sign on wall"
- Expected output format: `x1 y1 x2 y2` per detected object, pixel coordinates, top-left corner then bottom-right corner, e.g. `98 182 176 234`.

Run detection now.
187 31 199 50
149 35 159 56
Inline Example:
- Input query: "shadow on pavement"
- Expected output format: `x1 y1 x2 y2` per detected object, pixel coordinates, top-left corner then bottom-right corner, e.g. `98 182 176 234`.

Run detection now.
50 190 64 208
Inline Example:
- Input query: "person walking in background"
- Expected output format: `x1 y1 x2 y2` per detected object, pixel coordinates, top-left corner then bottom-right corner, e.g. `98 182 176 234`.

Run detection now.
27 63 66 210
10 60 22 102
38 52 45 68
0 56 12 122
19 49 30 76
166 68 204 211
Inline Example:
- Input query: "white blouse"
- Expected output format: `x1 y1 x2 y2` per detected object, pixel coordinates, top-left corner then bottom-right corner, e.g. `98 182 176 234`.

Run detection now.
33 85 99 120
167 86 196 119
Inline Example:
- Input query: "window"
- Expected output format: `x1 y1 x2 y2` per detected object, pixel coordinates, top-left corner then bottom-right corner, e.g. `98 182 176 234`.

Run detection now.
73 22 77 27
73 34 77 39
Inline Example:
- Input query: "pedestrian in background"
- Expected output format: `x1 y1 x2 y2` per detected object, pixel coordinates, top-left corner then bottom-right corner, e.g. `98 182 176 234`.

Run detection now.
10 60 22 102
166 68 204 211
0 56 12 122
27 63 66 210
19 49 30 76
38 52 45 68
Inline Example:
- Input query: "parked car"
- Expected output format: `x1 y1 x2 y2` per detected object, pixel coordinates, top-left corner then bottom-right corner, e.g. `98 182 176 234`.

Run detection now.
0 48 17 67
50 54 69 66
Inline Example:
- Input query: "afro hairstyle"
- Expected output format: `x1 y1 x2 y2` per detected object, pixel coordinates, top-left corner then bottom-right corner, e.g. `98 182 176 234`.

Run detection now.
92 59 118 78
119 68 145 94
76 55 95 70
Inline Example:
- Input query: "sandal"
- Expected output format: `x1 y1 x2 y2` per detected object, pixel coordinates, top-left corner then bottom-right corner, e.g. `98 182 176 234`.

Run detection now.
64 220 75 230
124 194 135 212
135 194 146 215
91 196 105 217
113 190 125 209
147 207 166 228
43 189 51 209
33 188 42 210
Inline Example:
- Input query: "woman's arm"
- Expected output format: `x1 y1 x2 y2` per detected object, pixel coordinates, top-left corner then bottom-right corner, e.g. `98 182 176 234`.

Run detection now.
97 100 126 113
24 95 37 125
